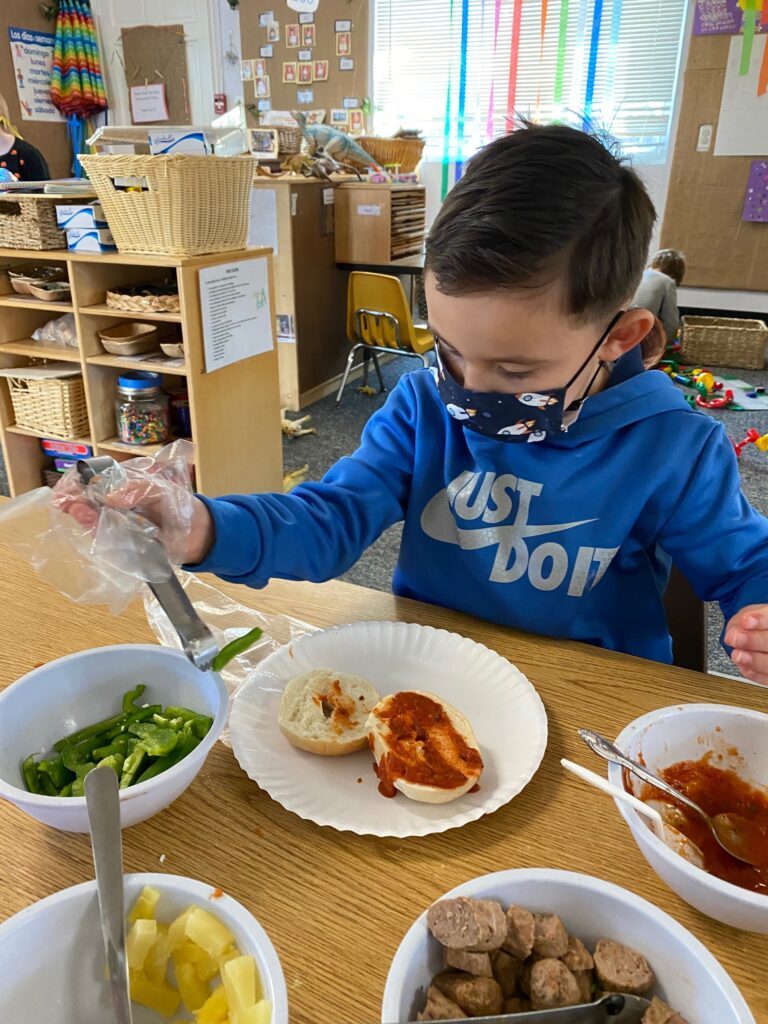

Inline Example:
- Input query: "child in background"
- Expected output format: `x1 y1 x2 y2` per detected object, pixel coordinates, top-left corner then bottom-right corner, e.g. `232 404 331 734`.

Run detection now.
58 126 768 684
633 248 686 343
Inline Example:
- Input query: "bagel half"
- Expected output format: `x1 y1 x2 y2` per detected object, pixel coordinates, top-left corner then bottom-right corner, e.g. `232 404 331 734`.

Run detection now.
366 690 483 803
278 669 380 756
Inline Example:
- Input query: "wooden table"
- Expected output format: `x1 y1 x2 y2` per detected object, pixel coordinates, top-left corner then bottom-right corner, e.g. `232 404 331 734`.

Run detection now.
1 546 767 1023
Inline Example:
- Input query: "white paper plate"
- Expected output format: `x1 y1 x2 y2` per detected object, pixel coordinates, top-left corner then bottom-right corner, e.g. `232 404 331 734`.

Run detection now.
229 620 547 837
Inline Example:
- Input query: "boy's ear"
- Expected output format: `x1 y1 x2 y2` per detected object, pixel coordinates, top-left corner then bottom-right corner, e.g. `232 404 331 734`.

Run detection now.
599 308 657 362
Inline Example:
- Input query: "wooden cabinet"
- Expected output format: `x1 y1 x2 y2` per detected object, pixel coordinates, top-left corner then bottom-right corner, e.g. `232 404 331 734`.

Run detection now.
334 183 427 264
0 246 283 498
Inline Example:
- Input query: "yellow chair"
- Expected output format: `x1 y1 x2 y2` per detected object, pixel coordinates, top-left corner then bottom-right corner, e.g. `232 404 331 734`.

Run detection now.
336 271 434 403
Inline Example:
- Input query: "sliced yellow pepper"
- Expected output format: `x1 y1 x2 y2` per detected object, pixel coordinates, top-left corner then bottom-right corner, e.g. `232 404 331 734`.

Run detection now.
176 960 211 1012
128 885 161 924
194 983 229 1024
126 919 158 971
185 907 237 959
130 968 181 1017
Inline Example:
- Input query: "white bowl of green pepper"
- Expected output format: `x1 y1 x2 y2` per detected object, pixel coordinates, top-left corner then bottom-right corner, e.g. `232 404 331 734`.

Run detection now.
0 644 228 832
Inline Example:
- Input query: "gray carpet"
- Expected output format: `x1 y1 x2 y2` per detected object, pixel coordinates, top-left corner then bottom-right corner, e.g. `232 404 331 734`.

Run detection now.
2 357 767 675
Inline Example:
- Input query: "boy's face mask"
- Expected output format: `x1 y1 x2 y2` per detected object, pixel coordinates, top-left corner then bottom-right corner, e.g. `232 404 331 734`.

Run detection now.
432 311 624 443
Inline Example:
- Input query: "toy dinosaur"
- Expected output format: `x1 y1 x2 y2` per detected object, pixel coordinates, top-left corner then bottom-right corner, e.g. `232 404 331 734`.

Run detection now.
280 151 362 181
292 110 380 169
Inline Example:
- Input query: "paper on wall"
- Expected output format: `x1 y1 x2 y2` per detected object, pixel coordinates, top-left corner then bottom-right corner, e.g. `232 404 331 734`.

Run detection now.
715 35 768 155
248 187 279 254
287 0 320 12
129 83 169 124
7 26 64 121
200 259 274 372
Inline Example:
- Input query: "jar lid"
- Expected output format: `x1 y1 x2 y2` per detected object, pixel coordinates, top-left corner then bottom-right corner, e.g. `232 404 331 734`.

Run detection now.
117 371 163 391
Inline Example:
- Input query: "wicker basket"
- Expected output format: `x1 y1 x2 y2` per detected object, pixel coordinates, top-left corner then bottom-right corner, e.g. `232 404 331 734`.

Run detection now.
681 315 768 371
349 136 425 172
8 373 89 439
79 154 257 257
0 198 66 250
277 126 303 157
106 286 180 314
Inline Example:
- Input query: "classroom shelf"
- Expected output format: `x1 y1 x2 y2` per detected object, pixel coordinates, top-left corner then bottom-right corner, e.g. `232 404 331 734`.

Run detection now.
80 303 183 323
0 295 74 314
0 340 82 362
87 353 188 376
0 246 283 498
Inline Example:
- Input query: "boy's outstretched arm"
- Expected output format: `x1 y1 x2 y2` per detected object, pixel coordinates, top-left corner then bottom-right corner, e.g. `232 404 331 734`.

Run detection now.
656 423 768 685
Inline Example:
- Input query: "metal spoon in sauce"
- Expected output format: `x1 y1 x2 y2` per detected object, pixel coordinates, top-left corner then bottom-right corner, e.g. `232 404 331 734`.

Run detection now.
578 729 765 868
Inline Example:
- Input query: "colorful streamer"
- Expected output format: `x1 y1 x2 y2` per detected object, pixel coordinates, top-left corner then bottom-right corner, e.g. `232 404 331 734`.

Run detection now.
487 0 502 141
740 0 757 76
454 0 471 180
759 34 768 95
506 0 524 131
50 0 108 117
441 0 456 200
583 0 605 126
553 0 570 108
535 0 549 117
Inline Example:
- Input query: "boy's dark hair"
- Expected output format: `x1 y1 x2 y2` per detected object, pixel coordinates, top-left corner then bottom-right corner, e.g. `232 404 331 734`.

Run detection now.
651 248 686 286
425 123 656 323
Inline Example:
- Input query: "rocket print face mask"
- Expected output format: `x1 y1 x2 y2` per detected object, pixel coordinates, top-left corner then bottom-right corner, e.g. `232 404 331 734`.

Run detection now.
432 312 624 443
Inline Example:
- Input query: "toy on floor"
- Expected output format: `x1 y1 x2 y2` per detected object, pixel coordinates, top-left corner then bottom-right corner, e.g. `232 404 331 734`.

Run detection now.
283 464 309 491
697 389 734 409
281 410 316 438
732 428 768 458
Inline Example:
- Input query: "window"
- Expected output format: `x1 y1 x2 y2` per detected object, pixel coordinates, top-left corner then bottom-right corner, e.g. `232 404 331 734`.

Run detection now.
372 0 688 166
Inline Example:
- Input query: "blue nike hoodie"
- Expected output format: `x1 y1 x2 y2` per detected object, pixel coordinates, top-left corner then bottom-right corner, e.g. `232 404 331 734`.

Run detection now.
192 349 768 662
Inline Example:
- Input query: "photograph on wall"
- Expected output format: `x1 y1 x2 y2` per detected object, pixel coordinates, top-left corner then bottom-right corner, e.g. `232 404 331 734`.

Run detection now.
266 22 280 43
306 109 326 125
240 59 254 80
258 11 275 27
330 108 349 126
298 62 313 84
299 13 314 24
297 88 314 105
313 60 329 81
298 48 312 61
286 24 300 48
335 19 352 33
255 76 271 99
253 58 267 78
260 44 274 57
349 109 364 135
248 127 279 159
302 24 317 48
339 57 355 71
282 62 297 83
336 32 351 57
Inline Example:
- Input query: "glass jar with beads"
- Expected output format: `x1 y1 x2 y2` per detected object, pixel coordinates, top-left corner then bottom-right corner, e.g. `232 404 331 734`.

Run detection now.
115 371 170 446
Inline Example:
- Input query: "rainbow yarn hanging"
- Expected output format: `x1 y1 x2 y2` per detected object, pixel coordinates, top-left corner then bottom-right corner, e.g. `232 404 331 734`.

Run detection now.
50 0 108 118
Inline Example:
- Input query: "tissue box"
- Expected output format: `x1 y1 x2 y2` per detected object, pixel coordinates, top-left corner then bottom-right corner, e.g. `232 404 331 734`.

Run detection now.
55 202 107 229
66 227 117 253
148 130 210 155
40 438 94 459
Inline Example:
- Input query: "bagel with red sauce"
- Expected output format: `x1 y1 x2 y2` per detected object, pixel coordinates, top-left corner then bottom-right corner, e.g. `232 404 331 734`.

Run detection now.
366 690 483 802
278 669 380 755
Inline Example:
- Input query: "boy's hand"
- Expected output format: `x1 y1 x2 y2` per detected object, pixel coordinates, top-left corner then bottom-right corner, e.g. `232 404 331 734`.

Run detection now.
53 474 215 566
724 605 768 685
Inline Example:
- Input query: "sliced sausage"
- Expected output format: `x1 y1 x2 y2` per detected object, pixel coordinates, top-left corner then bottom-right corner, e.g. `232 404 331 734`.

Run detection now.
502 904 535 960
503 996 532 1013
433 972 503 1017
642 996 690 1024
572 970 593 1003
532 913 569 959
444 949 492 978
561 935 594 972
417 984 467 1021
427 898 506 952
490 949 523 998
594 939 655 995
529 959 582 1010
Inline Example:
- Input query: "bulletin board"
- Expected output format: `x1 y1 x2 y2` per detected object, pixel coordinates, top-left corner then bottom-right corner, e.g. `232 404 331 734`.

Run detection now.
660 33 768 291
238 0 369 133
121 24 191 126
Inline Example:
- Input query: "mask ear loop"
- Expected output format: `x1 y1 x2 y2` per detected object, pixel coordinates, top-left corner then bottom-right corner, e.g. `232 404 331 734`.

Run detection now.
566 310 626 411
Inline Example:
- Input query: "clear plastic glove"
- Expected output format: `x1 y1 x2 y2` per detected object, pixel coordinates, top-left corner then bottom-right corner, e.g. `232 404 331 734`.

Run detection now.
51 440 214 567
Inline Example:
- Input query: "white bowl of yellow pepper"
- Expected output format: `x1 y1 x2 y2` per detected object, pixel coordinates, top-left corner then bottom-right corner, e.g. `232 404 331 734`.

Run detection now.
0 645 228 833
0 872 288 1024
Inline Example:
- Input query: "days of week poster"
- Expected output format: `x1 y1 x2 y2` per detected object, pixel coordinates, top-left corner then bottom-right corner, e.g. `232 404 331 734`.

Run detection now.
7 26 63 121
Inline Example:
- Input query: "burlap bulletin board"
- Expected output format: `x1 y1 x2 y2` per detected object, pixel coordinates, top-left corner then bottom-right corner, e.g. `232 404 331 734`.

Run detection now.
660 34 768 291
121 24 191 126
238 0 369 130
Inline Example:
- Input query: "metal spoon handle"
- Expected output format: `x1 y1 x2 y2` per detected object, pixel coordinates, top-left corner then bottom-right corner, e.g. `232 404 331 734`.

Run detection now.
578 729 707 821
85 765 133 1024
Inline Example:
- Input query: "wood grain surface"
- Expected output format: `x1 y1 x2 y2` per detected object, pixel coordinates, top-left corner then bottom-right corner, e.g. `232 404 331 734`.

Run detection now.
1 546 767 1022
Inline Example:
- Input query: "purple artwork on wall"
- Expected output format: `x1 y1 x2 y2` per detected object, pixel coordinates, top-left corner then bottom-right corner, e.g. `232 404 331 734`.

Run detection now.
742 160 768 222
694 0 766 35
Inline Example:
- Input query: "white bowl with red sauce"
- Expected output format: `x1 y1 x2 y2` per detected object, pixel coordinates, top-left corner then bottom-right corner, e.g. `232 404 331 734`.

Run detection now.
608 703 768 933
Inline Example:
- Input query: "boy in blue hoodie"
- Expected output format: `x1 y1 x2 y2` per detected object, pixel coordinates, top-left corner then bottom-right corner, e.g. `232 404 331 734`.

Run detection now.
65 125 768 681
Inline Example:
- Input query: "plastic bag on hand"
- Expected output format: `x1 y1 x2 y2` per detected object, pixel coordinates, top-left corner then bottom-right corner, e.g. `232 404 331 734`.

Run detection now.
32 312 78 348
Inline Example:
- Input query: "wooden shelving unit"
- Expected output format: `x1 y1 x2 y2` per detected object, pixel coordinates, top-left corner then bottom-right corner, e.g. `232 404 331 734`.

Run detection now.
334 183 427 264
0 246 283 498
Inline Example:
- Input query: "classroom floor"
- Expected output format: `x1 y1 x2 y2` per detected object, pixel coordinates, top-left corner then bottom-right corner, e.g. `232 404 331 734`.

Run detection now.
2 359 766 676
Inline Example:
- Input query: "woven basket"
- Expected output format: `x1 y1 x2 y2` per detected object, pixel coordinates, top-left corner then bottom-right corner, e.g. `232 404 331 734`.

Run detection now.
79 154 257 257
277 127 303 157
0 198 66 250
681 315 768 371
8 374 89 439
106 287 180 314
350 137 425 172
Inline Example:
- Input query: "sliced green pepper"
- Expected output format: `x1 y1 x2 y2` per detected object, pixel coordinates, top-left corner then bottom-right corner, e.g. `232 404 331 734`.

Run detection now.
122 683 146 713
102 705 161 742
58 783 73 798
97 752 125 775
211 627 263 673
38 774 58 796
92 736 136 760
128 723 178 757
119 744 147 789
53 711 127 752
22 755 42 795
36 756 74 791
163 707 213 738
134 733 201 785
